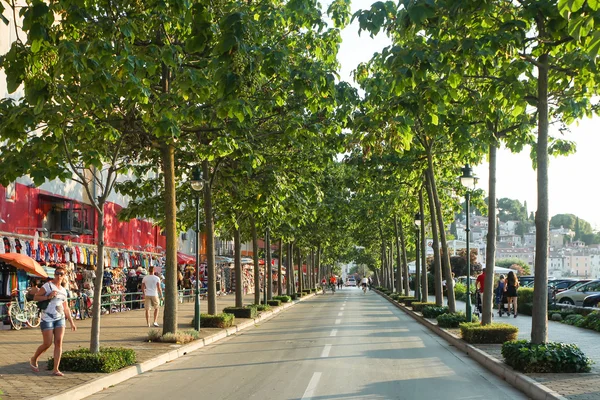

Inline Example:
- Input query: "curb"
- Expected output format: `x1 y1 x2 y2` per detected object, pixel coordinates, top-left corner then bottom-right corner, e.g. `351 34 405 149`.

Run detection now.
374 290 567 400
44 292 317 400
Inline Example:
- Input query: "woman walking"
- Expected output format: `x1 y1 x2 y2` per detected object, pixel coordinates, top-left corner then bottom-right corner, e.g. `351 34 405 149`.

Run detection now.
30 265 77 376
505 271 519 318
495 275 506 316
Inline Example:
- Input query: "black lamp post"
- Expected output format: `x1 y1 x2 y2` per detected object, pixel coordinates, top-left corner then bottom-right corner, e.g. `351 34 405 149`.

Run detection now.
190 166 204 330
459 164 476 323
414 212 422 301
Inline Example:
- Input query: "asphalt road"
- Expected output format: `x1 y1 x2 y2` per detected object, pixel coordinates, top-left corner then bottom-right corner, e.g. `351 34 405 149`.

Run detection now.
87 288 527 400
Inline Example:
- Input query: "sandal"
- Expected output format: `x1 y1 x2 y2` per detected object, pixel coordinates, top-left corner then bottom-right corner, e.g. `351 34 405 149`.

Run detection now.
52 371 64 377
29 359 39 373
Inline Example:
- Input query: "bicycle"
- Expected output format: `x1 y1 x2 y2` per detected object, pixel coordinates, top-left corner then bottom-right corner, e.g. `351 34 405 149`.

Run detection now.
329 283 336 294
362 283 367 294
8 289 41 330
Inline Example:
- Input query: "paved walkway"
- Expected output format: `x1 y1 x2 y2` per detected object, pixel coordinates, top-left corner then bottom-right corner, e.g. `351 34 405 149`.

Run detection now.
0 293 261 400
411 292 600 399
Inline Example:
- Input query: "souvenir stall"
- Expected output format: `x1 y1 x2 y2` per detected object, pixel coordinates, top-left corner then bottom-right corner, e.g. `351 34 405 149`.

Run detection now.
227 262 255 295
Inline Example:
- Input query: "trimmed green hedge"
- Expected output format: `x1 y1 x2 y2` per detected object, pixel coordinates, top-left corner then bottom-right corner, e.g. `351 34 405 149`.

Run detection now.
436 312 477 328
518 302 533 316
396 296 416 304
459 322 518 344
290 293 298 300
404 298 418 306
411 302 437 312
267 299 281 307
502 340 592 373
192 313 235 328
47 347 136 373
251 303 271 311
422 306 449 319
517 287 534 304
273 295 291 303
223 306 257 319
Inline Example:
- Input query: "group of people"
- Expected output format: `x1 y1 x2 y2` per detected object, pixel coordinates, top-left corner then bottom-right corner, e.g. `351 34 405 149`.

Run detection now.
475 268 519 317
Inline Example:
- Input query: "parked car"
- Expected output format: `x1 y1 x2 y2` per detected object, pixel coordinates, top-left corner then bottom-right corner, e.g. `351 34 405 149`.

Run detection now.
519 275 535 287
346 277 356 286
551 279 590 294
583 293 600 308
555 280 600 306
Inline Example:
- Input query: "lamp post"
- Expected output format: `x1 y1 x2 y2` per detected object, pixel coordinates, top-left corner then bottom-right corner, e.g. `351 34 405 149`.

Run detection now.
190 166 204 331
459 164 476 322
414 212 422 301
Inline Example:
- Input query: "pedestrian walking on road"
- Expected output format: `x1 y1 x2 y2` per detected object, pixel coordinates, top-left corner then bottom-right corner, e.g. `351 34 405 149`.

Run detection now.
506 271 519 318
142 266 163 327
30 265 77 376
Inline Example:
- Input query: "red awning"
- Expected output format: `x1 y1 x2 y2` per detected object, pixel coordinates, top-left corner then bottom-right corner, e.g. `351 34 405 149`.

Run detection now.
177 252 196 265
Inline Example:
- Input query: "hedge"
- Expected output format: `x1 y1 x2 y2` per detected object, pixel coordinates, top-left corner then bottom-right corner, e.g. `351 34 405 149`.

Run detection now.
47 347 136 373
223 306 257 319
267 299 281 307
396 296 416 304
404 298 418 306
436 312 477 328
422 306 449 319
192 313 235 329
273 295 291 303
459 322 518 344
156 329 200 344
502 340 592 373
411 302 437 312
517 287 534 304
251 303 271 312
290 293 298 300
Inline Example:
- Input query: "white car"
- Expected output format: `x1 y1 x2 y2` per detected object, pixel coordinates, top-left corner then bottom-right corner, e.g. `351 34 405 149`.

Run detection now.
346 278 356 286
556 280 600 306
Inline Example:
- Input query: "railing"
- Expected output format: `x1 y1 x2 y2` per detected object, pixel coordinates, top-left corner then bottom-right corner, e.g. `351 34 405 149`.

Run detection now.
0 289 206 323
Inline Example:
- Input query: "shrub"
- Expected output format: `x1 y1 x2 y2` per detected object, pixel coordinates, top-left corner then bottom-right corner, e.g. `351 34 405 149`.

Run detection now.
422 306 449 319
251 303 271 312
147 329 162 342
517 287 534 304
578 311 600 331
223 307 257 319
47 347 136 373
459 322 518 344
453 282 470 302
404 298 418 306
396 296 416 304
437 312 478 328
160 329 200 344
267 299 281 307
273 295 291 303
411 302 437 312
192 313 235 328
502 340 592 373
564 314 585 326
290 293 298 300
518 303 533 316
551 313 562 322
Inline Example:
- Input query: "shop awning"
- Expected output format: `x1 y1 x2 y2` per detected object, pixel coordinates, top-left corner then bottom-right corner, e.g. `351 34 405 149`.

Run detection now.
0 253 48 278
177 252 196 265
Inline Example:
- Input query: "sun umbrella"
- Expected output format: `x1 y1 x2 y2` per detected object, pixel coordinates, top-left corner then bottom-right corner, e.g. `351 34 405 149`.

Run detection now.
0 253 49 278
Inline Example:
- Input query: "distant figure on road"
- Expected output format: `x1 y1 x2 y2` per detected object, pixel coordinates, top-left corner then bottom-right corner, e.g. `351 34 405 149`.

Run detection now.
338 277 343 290
321 277 327 294
506 271 519 318
142 266 163 327
360 276 368 293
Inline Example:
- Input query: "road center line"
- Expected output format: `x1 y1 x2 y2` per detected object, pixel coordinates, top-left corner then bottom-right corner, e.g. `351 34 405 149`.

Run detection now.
337 312 343 316
330 329 337 336
301 372 322 400
335 319 341 325
321 344 332 358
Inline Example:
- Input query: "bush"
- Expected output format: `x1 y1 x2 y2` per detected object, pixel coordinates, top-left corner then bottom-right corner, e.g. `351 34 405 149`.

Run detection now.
404 298 418 306
396 296 416 304
290 293 298 300
251 303 272 312
273 295 291 303
47 347 136 373
267 299 281 307
550 313 562 322
564 314 585 326
517 287 534 304
502 340 592 373
192 313 235 328
519 302 533 316
436 312 477 328
160 329 200 344
422 306 449 319
453 282 473 302
578 311 600 331
411 302 437 312
459 322 518 344
223 307 257 319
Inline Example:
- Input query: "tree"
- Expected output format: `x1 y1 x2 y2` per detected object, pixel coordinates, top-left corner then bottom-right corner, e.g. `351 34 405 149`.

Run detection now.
496 258 531 276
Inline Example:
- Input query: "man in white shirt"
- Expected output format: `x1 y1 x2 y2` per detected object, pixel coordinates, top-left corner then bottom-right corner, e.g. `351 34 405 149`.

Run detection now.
142 266 163 327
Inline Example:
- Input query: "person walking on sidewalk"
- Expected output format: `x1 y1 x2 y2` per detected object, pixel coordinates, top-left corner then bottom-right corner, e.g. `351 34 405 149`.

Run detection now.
506 271 519 318
143 266 163 327
30 265 77 376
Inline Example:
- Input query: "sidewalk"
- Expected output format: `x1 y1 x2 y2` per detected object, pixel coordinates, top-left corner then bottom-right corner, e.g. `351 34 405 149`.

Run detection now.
415 292 600 399
0 293 268 400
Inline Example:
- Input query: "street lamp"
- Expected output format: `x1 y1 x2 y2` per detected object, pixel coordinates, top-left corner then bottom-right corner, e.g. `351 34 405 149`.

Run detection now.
190 166 204 331
459 164 477 322
414 212 422 301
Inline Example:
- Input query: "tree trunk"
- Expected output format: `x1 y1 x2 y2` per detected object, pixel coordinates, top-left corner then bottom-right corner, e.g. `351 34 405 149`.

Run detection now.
427 153 456 313
425 174 441 306
297 247 303 294
398 216 410 296
414 223 421 301
162 143 178 333
266 228 272 301
317 244 321 290
482 141 498 325
532 52 550 344
203 160 217 315
89 208 105 353
277 239 283 296
388 246 394 292
251 217 260 304
234 223 243 308
287 242 293 295
394 215 403 294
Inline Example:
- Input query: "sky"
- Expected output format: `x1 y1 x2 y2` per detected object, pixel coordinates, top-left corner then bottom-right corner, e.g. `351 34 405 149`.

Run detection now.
334 0 600 230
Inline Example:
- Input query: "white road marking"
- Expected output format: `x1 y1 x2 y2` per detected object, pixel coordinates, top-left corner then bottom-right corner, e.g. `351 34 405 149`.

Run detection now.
340 307 345 311
337 312 343 316
321 344 332 358
330 329 337 336
335 319 341 325
301 372 322 400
